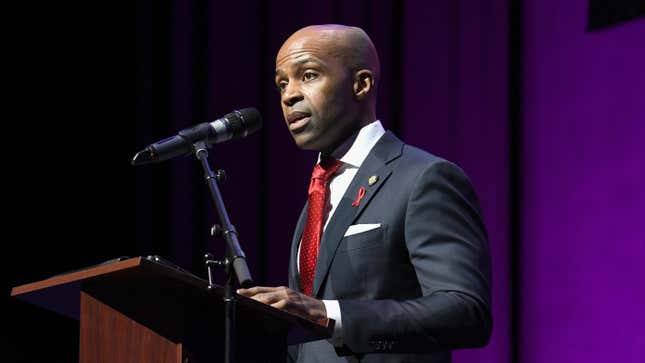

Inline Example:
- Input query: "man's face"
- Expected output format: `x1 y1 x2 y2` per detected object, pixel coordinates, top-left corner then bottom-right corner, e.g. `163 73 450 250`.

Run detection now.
275 33 358 153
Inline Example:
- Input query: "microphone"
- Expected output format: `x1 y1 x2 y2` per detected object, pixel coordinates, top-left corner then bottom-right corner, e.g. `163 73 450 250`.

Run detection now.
131 107 262 165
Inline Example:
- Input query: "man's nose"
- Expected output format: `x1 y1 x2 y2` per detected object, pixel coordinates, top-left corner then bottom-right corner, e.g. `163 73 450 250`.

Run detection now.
282 83 304 107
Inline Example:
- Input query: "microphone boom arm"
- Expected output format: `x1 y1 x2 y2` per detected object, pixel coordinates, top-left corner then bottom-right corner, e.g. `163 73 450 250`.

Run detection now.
194 141 252 363
193 141 253 287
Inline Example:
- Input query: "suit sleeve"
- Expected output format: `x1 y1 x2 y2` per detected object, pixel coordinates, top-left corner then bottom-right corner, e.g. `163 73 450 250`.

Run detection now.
337 160 493 353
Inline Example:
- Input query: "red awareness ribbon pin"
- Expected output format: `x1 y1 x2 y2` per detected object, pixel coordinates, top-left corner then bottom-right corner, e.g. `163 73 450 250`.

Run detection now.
351 186 366 207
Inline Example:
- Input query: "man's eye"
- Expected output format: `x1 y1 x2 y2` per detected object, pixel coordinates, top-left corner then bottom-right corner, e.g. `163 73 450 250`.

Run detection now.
277 81 287 92
303 72 318 81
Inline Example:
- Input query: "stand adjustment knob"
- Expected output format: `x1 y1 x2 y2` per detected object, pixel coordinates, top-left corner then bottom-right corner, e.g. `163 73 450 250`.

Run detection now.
215 169 227 183
211 224 224 237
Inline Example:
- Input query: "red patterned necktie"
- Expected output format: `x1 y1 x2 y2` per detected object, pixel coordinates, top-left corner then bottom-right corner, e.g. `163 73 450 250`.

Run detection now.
299 157 342 296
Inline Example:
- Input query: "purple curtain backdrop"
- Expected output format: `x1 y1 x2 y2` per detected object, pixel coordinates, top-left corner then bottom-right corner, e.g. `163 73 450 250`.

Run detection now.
402 1 510 362
520 1 645 362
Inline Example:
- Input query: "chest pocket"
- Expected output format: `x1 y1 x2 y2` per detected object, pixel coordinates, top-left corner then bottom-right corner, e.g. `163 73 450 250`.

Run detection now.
337 224 387 252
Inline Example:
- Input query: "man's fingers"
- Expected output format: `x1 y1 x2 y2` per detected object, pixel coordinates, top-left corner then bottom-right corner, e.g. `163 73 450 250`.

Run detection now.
238 287 292 305
271 300 288 310
236 286 273 296
239 288 325 321
235 286 320 318
237 285 286 297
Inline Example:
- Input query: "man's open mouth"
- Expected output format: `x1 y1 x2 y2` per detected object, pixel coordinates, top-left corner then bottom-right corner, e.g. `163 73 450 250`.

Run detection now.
287 112 311 131
287 111 311 124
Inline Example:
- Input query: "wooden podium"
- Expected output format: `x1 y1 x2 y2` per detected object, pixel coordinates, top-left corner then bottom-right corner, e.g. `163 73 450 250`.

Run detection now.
10 256 334 362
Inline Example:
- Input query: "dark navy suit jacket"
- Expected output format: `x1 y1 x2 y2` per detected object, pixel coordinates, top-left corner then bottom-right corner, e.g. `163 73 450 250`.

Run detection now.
288 132 492 363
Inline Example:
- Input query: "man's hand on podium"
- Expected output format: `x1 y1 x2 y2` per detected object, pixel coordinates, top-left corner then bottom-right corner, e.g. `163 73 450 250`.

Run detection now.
237 286 327 322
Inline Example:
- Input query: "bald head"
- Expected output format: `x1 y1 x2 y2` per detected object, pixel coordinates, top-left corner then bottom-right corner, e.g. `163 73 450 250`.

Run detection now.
275 25 380 153
277 24 381 90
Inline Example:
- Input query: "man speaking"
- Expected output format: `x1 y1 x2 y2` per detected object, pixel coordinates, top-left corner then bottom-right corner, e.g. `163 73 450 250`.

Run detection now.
238 24 492 362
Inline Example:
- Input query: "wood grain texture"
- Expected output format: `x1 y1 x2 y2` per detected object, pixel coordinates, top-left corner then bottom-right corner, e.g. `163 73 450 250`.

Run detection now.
80 292 182 363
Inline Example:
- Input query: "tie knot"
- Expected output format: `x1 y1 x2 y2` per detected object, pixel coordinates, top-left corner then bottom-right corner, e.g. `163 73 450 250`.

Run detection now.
311 157 342 182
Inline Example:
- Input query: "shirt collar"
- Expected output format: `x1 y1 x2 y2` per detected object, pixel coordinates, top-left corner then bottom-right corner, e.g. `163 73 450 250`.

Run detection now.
317 120 386 168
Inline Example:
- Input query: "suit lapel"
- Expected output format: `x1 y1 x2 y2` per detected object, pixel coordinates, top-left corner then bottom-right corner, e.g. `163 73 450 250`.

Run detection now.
289 202 308 292
312 132 403 297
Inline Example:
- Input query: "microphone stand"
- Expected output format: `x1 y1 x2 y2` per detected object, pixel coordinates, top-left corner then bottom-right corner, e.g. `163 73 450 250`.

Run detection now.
193 141 253 363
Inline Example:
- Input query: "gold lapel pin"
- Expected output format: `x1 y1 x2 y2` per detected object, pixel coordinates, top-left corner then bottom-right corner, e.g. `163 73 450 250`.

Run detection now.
368 175 378 186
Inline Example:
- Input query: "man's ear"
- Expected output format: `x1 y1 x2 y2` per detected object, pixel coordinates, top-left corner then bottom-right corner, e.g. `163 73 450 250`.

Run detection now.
353 70 375 100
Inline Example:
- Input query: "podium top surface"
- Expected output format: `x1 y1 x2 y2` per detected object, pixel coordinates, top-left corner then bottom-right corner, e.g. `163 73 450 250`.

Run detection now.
11 256 333 344
12 257 145 297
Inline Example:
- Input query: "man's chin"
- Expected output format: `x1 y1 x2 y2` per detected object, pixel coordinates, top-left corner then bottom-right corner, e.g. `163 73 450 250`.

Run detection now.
292 133 323 152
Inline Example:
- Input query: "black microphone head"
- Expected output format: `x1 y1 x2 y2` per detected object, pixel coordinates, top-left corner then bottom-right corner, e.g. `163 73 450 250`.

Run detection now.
132 107 263 167
131 149 154 165
225 107 262 139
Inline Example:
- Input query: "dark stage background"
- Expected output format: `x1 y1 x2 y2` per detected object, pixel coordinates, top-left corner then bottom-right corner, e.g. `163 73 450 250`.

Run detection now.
3 1 643 362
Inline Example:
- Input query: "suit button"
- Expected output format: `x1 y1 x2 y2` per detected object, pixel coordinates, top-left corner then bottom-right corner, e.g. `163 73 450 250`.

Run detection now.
369 340 383 351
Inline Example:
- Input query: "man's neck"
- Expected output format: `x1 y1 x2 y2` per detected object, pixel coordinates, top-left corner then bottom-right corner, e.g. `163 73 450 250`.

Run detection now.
319 120 384 166
320 116 374 157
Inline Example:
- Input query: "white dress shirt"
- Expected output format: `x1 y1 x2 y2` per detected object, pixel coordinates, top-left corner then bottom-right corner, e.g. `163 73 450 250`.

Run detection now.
297 120 386 344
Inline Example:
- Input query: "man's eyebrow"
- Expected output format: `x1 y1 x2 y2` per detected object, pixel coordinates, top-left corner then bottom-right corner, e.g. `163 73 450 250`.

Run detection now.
292 57 323 66
275 57 325 76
